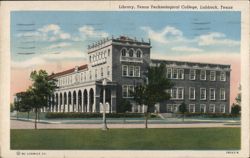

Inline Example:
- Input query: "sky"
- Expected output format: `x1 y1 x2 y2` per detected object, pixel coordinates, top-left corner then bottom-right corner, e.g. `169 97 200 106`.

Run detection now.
11 11 241 104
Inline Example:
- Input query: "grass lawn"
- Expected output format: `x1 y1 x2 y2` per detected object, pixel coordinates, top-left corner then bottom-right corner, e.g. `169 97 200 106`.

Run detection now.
11 128 240 150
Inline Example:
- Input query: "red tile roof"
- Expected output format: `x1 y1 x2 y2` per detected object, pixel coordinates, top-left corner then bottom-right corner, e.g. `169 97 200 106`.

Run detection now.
49 64 88 78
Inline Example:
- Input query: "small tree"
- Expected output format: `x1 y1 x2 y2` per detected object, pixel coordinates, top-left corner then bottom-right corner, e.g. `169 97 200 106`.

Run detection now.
179 102 187 122
132 63 173 128
231 104 241 116
120 99 132 123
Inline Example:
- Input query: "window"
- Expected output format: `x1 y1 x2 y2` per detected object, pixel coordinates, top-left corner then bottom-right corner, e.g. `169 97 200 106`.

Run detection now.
200 70 206 80
171 87 184 100
209 104 215 113
220 88 226 100
122 85 134 98
136 49 142 58
89 71 92 80
210 71 216 81
134 66 140 77
189 104 195 113
84 72 86 81
220 71 226 81
166 68 172 79
101 67 103 77
122 85 128 97
189 87 195 100
167 104 173 112
129 66 134 76
178 88 184 99
121 48 126 56
172 88 177 99
173 68 178 79
108 49 110 56
209 88 216 100
200 104 206 113
107 66 110 76
200 88 206 100
95 69 97 79
122 65 128 76
173 104 179 113
220 104 226 113
178 69 184 79
89 56 92 62
129 49 134 57
189 69 196 80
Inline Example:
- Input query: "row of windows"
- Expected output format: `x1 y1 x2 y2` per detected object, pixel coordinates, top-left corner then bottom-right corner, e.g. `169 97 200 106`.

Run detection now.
121 48 142 58
122 65 140 77
167 87 226 101
57 66 110 86
166 68 226 81
167 104 226 113
89 49 110 63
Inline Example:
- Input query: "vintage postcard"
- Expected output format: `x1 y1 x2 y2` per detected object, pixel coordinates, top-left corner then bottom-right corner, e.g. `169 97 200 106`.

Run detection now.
0 1 249 158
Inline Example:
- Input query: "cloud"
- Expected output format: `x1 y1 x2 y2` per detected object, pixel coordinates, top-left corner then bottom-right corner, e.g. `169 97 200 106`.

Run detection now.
17 24 71 42
171 46 203 52
197 32 240 46
141 26 184 44
79 25 109 38
12 50 86 68
47 42 72 49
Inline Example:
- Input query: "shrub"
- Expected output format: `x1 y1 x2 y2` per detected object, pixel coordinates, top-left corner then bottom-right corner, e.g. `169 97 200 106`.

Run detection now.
176 112 240 118
45 112 157 119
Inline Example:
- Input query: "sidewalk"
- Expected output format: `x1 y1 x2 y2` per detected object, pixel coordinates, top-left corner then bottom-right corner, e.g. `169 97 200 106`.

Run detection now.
11 119 240 129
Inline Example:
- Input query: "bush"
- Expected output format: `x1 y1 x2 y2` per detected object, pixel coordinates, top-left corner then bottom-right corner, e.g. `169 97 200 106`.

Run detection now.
45 112 158 119
175 112 240 118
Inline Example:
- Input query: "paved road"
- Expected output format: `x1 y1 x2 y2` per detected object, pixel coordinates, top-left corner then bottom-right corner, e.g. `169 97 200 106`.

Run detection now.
11 119 240 129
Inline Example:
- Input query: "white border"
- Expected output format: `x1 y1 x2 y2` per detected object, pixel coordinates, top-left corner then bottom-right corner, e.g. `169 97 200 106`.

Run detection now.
0 1 249 158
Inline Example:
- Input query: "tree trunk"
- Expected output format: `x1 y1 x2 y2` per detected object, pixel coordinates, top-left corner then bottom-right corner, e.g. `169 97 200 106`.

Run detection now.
182 113 184 122
27 111 30 120
123 113 126 124
16 111 18 119
35 108 37 130
144 112 148 129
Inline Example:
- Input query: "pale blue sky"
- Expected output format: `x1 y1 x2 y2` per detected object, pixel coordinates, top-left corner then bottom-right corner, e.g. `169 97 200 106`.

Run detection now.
11 11 240 67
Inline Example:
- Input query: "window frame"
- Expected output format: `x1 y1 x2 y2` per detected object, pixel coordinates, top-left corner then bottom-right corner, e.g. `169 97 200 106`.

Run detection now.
200 88 207 100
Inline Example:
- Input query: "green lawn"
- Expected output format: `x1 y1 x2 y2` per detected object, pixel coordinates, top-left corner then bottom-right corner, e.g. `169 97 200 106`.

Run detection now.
11 128 240 150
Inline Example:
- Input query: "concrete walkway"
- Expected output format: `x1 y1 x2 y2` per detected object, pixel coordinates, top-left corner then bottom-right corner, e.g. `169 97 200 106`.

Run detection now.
11 119 240 129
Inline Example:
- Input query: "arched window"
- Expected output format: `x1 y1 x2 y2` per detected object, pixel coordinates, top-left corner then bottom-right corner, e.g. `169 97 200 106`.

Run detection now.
89 56 92 62
108 49 110 56
121 48 127 57
129 49 134 57
136 49 142 58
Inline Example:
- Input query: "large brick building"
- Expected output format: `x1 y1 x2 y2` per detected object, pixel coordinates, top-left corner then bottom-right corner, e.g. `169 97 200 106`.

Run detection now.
47 36 231 114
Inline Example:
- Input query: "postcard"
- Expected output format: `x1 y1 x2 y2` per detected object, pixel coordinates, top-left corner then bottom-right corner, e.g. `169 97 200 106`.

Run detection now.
0 1 249 158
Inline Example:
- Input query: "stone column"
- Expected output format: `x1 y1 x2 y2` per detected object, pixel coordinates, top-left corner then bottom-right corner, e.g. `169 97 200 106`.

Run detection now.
87 89 90 112
71 91 74 112
93 89 96 112
76 90 79 112
111 88 116 113
82 89 84 112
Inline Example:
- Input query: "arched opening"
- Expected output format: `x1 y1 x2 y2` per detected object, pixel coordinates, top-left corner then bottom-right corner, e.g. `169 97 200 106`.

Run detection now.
78 90 82 112
55 93 58 112
83 89 88 112
129 48 134 57
73 91 76 112
59 93 62 112
89 88 94 112
68 92 72 112
64 92 67 112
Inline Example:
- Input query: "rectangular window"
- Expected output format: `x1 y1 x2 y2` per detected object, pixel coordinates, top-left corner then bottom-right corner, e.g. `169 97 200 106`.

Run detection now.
189 87 195 100
122 85 128 97
200 88 206 100
220 88 226 100
200 70 206 80
89 71 92 80
178 88 184 99
173 68 178 79
171 88 177 99
95 69 97 79
220 104 226 113
129 66 134 77
178 69 184 79
200 104 206 113
189 69 196 80
173 104 179 113
220 71 226 81
209 88 216 100
209 104 215 113
189 104 195 113
167 68 172 79
101 68 103 77
122 65 128 76
210 71 216 81
128 85 134 97
167 104 173 112
134 66 140 77
107 66 110 76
